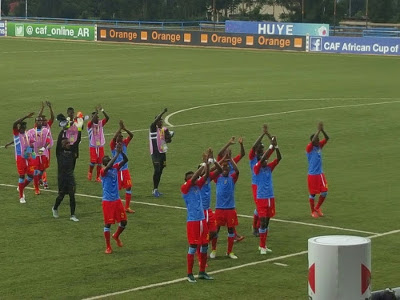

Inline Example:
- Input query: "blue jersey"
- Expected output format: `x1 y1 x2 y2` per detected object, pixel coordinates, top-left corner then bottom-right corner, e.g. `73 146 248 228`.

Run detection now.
249 148 258 184
101 164 121 201
110 137 131 171
215 172 238 209
306 140 327 175
254 159 279 199
181 177 206 221
200 178 211 210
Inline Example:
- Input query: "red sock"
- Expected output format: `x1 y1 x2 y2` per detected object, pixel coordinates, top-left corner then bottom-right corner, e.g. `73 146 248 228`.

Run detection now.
211 237 218 251
18 182 24 198
125 193 132 209
96 165 101 179
316 196 326 210
196 245 201 263
253 214 259 230
42 172 47 183
23 178 31 188
227 236 234 254
309 198 315 212
114 226 125 238
199 252 208 272
187 253 194 274
34 175 40 192
89 165 94 174
259 232 267 248
104 231 111 248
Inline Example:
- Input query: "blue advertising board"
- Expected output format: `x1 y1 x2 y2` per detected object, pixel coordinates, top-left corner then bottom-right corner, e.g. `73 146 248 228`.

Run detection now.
226 20 329 37
0 21 5 37
309 36 400 55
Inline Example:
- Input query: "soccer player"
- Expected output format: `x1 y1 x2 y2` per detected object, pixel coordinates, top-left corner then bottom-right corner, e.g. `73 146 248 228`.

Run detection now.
87 105 109 182
51 122 83 222
101 143 128 254
253 137 281 254
249 124 273 237
196 149 223 264
110 120 135 213
217 136 245 242
217 136 245 167
28 115 51 195
209 157 240 259
181 155 214 283
12 112 35 203
306 122 330 218
38 101 55 189
149 108 172 197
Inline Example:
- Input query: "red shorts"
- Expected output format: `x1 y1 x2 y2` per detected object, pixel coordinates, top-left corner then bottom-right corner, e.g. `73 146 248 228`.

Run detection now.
102 200 127 224
90 147 105 164
33 155 49 171
118 169 132 190
187 219 209 245
204 209 217 233
308 173 328 195
215 209 239 228
16 156 35 176
252 184 257 203
256 198 276 218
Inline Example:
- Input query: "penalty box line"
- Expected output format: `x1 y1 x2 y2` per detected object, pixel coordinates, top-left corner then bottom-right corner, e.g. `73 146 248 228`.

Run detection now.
83 228 400 300
0 183 378 235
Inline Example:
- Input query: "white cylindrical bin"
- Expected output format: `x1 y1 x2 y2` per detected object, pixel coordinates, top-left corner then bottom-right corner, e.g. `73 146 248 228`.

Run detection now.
308 235 371 300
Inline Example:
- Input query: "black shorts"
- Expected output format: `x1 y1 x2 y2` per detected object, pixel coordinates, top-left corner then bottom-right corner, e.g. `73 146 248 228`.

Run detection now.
58 175 76 194
151 153 166 167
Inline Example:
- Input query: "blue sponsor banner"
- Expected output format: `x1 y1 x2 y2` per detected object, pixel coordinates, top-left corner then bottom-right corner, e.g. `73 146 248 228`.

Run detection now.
225 20 329 37
309 36 400 55
0 21 5 37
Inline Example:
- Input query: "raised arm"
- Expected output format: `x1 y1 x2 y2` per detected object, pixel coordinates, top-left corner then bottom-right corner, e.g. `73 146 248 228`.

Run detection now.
272 137 282 162
120 120 134 139
319 122 329 142
112 128 121 142
229 157 239 175
218 136 235 158
56 129 65 156
238 136 245 158
251 132 265 151
38 102 45 117
311 126 321 144
259 141 276 165
104 146 121 173
151 108 168 127
190 165 205 186
46 101 55 124
118 151 129 169
13 112 34 130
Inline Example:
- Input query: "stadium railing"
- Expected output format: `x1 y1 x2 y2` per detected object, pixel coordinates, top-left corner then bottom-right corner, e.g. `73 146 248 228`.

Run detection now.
2 16 225 32
362 28 400 38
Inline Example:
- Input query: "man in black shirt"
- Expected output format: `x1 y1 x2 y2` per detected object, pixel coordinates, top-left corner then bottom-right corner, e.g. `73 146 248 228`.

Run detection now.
149 108 170 197
52 126 82 222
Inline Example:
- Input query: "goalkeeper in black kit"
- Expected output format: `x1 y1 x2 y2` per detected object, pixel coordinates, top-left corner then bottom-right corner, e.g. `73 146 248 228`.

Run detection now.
52 117 84 222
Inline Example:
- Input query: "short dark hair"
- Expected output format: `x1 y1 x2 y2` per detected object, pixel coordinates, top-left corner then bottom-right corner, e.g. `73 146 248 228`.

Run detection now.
184 171 194 181
67 107 74 111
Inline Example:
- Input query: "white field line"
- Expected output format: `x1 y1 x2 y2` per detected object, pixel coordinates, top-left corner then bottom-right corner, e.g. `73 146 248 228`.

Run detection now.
83 228 400 300
237 213 377 235
83 223 400 300
274 263 288 267
164 100 400 127
34 97 398 142
0 183 378 235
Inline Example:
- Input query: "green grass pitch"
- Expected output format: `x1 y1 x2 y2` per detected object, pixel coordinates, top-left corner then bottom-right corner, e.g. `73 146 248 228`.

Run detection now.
0 37 399 299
